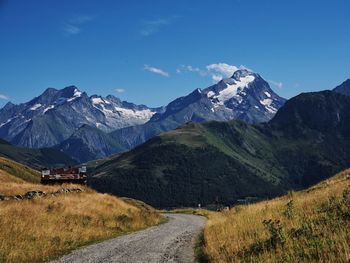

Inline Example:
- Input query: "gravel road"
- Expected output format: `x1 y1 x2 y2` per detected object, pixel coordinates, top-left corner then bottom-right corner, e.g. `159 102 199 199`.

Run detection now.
54 213 206 263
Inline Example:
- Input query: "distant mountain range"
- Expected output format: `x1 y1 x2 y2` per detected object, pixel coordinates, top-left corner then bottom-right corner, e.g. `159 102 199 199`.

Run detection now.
110 69 286 150
0 86 163 149
90 88 350 208
0 69 286 162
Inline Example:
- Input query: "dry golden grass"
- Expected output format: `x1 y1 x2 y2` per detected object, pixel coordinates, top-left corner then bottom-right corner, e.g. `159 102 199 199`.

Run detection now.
0 158 163 263
0 157 40 184
203 170 350 263
0 169 88 196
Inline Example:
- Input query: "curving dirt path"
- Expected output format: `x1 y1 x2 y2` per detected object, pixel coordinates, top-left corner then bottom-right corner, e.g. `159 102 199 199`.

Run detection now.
53 213 206 263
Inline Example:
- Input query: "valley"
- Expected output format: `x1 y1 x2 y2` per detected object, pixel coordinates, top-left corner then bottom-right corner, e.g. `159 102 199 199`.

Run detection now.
2 1 350 262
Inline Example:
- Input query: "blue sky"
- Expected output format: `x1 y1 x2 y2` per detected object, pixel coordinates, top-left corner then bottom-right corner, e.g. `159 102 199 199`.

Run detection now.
0 0 350 108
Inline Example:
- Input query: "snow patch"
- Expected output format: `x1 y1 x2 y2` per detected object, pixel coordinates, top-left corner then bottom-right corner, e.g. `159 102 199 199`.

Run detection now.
213 75 255 104
30 104 42 111
115 107 155 120
67 89 82 102
260 98 277 113
264 91 271 98
91 97 104 105
260 98 273 106
43 105 55 113
0 118 13 127
207 91 215 98
74 89 82 97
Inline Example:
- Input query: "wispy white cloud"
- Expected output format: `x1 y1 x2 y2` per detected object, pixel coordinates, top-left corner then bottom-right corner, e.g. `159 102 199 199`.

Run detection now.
144 65 169 77
63 14 95 36
115 88 125 93
176 65 205 75
206 63 239 79
268 80 283 89
0 94 9 100
140 16 179 37
178 63 250 82
212 74 224 82
63 24 81 35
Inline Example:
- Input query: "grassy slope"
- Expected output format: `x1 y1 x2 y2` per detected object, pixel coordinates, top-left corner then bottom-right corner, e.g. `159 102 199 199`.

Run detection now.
0 157 40 184
0 158 163 263
93 121 285 208
92 91 350 208
203 169 350 262
92 113 350 208
0 139 77 169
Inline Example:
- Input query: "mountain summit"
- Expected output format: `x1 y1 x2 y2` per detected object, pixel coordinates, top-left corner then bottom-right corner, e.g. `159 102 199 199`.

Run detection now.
0 86 162 148
202 69 285 123
151 69 285 124
111 69 286 150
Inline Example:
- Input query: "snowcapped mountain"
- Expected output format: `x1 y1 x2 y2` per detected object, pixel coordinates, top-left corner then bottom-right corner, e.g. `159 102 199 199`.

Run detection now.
111 69 286 150
0 86 162 148
149 69 285 125
0 69 285 161
203 69 284 122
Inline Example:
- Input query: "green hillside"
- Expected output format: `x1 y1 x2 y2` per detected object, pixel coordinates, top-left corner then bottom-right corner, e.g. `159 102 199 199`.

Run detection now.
91 91 350 208
0 139 77 169
0 157 40 183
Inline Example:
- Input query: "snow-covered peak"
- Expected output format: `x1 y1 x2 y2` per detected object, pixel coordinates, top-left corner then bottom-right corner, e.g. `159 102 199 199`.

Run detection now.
67 88 82 102
231 69 254 81
206 73 255 104
91 96 105 105
73 88 82 97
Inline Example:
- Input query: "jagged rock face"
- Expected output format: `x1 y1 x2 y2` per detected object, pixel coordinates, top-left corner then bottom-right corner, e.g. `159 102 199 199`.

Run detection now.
0 86 161 148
